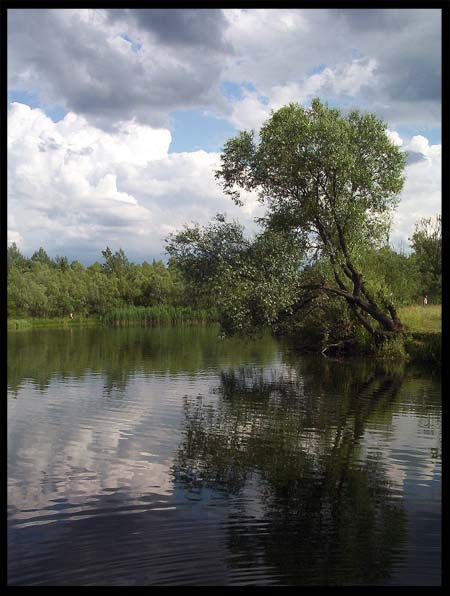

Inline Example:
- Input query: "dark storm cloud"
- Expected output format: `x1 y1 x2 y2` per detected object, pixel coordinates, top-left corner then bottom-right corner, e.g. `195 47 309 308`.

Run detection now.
8 8 232 130
334 8 417 32
7 7 441 132
108 8 232 52
335 8 441 105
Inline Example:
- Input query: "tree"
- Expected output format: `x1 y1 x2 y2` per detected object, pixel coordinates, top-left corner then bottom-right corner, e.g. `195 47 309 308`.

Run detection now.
101 247 138 304
55 255 70 272
409 214 441 302
70 260 86 273
167 215 305 334
31 247 55 268
213 99 407 342
101 247 130 277
7 243 29 272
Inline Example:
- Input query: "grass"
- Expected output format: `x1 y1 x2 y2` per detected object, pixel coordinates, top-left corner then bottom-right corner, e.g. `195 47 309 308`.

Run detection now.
397 304 441 368
7 316 101 331
398 304 441 334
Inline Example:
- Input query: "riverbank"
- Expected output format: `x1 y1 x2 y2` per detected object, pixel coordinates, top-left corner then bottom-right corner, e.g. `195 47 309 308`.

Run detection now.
281 304 441 368
400 305 441 368
8 305 218 331
7 316 101 331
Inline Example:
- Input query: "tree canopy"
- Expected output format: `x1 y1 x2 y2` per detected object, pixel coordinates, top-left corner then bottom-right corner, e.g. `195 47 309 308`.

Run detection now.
409 215 441 302
170 99 410 344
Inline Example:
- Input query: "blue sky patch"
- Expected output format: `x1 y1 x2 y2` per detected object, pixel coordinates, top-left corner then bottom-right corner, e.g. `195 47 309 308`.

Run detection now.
169 109 237 153
221 80 257 102
306 64 326 76
120 33 142 53
396 125 441 146
9 90 67 122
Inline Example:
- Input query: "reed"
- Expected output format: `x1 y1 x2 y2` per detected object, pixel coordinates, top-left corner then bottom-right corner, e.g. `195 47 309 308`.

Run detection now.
102 305 218 326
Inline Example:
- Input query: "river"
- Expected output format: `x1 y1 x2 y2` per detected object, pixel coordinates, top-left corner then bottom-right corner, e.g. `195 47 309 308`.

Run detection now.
7 325 441 586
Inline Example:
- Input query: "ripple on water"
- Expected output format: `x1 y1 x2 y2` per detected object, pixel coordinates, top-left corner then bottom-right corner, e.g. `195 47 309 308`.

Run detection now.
8 327 441 585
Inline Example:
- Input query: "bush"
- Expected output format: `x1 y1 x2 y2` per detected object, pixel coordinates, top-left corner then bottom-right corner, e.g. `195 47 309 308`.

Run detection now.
374 335 407 360
404 333 441 368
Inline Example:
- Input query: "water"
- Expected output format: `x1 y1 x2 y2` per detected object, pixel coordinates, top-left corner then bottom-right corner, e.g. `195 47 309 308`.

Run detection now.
7 326 441 586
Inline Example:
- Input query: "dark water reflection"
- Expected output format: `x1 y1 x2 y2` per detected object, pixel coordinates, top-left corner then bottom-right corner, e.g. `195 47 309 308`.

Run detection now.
8 327 441 585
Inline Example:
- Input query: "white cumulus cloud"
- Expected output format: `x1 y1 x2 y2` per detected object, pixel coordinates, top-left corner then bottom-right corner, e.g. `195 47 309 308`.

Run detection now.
389 134 441 249
7 103 262 262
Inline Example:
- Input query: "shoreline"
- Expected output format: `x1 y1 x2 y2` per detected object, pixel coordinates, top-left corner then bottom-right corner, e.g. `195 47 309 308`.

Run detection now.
8 316 440 370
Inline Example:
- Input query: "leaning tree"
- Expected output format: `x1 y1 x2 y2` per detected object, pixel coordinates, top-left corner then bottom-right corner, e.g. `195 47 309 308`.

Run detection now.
214 99 407 343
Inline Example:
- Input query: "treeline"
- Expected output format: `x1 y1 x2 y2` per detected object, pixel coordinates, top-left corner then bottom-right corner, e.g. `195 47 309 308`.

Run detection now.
7 245 214 320
7 213 441 324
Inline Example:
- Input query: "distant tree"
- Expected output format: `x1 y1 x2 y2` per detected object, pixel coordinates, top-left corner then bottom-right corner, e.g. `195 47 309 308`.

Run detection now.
55 255 70 272
101 247 139 304
7 243 29 271
409 215 441 302
101 247 130 276
31 247 55 268
70 260 86 273
361 246 421 307
88 262 103 274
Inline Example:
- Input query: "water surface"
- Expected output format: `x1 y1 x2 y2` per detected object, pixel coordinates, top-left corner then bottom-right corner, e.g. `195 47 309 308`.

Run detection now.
8 326 441 585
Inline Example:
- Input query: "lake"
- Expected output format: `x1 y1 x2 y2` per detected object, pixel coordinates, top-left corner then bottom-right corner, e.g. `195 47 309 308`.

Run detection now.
7 325 441 586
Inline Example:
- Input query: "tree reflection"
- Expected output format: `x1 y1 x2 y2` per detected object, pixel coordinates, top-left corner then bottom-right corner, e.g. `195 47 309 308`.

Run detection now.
7 326 278 394
172 361 408 585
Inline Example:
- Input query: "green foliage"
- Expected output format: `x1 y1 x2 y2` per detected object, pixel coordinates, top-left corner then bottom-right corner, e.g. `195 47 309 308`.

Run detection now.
55 255 70 272
7 243 28 271
358 246 421 307
8 319 32 331
167 215 305 335
8 245 202 321
375 336 407 361
217 98 406 252
403 333 441 368
31 247 55 268
276 294 357 352
8 316 99 331
211 99 409 340
409 214 441 302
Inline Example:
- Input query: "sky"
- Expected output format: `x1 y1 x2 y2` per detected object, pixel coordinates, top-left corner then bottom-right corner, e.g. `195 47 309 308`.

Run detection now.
7 7 442 264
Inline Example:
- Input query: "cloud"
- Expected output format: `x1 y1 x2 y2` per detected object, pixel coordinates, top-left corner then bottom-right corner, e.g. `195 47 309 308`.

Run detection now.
8 102 440 263
8 8 232 130
386 130 403 146
389 135 441 249
7 103 262 263
7 229 23 247
7 9 441 261
228 57 379 131
221 8 441 129
109 8 232 52
9 8 441 134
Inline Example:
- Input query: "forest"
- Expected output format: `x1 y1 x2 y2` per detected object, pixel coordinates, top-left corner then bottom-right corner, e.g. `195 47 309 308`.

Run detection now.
7 245 214 321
